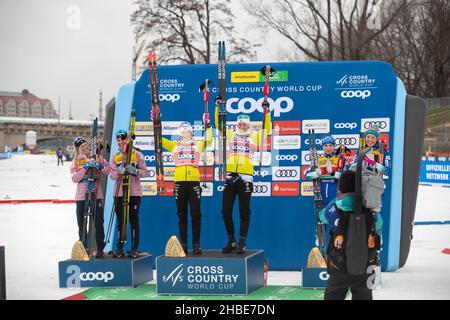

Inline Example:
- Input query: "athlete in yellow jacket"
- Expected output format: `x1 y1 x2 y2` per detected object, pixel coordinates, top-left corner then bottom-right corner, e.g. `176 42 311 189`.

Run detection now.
161 116 213 254
216 101 272 254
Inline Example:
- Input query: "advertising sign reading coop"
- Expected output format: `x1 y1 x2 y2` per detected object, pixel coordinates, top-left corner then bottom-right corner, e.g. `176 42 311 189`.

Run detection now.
106 60 406 272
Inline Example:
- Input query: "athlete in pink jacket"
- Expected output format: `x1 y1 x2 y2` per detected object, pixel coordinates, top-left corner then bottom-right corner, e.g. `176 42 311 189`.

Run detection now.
110 129 149 258
70 136 110 258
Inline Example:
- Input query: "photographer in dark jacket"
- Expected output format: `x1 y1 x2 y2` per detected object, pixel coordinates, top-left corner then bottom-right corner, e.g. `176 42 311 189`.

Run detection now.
319 170 382 300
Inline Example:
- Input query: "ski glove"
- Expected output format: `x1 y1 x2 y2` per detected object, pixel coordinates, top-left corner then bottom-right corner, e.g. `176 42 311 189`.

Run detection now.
331 171 341 179
124 165 138 175
84 161 101 170
215 95 223 104
334 235 344 249
203 113 211 127
117 165 126 175
305 169 321 180
150 110 162 121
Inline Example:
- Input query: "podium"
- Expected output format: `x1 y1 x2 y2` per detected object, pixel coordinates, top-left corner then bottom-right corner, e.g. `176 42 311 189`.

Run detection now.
302 268 329 289
59 253 153 288
156 250 264 295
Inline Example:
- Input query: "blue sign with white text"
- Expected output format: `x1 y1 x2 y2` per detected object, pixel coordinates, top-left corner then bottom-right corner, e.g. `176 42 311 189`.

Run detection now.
419 161 450 184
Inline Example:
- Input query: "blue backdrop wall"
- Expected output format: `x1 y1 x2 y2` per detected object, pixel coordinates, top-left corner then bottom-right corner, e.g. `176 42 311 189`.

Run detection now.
104 60 407 271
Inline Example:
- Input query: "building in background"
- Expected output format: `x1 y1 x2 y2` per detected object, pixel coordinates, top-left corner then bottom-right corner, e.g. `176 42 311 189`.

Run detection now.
0 89 57 119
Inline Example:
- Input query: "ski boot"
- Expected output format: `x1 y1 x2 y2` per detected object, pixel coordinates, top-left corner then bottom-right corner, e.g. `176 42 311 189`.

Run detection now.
193 243 202 255
129 249 138 259
181 243 188 255
237 238 246 254
222 238 237 254
113 247 125 258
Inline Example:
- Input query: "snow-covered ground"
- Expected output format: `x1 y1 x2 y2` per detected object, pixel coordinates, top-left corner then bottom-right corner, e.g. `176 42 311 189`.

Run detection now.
0 154 449 300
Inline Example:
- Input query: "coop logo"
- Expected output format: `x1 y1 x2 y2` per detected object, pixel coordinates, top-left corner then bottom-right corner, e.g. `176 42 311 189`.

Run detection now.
319 272 329 281
302 120 330 134
304 138 322 146
341 90 371 99
275 154 298 162
177 153 196 160
334 122 357 130
272 166 301 181
273 135 301 150
144 153 175 165
231 145 250 152
80 271 114 283
301 150 325 165
227 97 294 117
159 93 180 103
163 264 184 287
253 169 271 178
361 118 390 132
333 134 359 149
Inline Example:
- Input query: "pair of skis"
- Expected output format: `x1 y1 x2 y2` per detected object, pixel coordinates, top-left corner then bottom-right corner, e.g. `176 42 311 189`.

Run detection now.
148 52 165 194
216 41 227 182
199 79 213 188
72 118 100 261
118 109 136 247
308 129 327 263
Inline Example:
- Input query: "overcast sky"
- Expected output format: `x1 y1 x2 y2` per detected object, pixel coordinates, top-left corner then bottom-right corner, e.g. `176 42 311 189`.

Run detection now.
0 0 281 120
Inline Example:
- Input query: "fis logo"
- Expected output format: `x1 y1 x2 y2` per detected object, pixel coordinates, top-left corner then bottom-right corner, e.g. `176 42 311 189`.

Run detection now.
336 75 349 86
227 97 294 117
162 264 184 287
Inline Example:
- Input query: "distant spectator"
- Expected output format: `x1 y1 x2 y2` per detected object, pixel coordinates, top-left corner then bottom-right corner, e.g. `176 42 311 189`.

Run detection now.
57 147 64 166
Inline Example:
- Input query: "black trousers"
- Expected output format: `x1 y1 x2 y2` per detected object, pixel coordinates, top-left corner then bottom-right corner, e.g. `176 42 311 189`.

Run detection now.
76 199 105 251
222 176 253 240
174 182 202 245
114 196 141 250
324 270 373 300
57 156 63 165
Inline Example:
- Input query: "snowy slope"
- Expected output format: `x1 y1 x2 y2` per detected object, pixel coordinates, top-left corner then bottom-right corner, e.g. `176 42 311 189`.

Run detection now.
0 154 449 300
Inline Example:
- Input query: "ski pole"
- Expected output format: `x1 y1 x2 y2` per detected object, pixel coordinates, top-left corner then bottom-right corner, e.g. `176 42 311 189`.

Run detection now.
200 79 213 188
258 65 274 182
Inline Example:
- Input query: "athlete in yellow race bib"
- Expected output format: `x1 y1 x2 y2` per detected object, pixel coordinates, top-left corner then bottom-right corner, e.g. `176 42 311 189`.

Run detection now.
216 102 272 254
161 114 213 255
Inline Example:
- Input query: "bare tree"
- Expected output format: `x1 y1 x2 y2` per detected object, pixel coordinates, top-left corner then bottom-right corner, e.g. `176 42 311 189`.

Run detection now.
131 0 256 65
370 0 450 97
241 0 408 61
